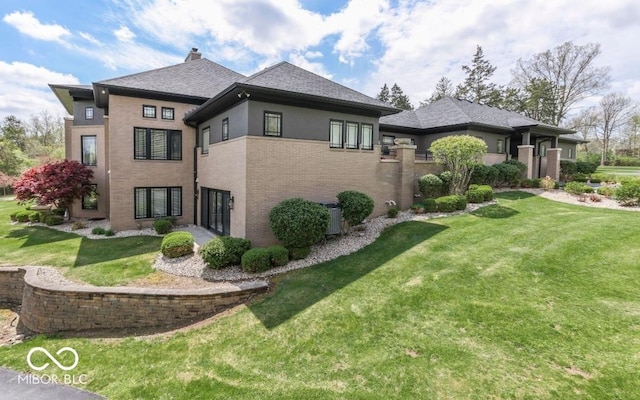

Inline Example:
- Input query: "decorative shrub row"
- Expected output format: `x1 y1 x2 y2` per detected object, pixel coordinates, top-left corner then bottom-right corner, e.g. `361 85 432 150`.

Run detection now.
435 195 467 213
200 236 251 269
269 198 330 249
564 181 592 195
418 171 454 198
241 245 291 273
161 231 194 259
469 160 527 187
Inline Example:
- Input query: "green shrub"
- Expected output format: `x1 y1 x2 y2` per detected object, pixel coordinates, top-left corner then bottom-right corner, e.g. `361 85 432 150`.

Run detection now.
71 221 87 230
564 181 589 195
92 226 106 235
466 189 485 203
44 215 63 226
576 160 598 175
596 186 616 197
411 203 425 213
476 185 494 201
493 163 521 187
613 156 640 166
289 247 311 260
453 195 467 210
104 229 115 237
589 178 601 184
267 245 289 267
423 198 438 212
504 159 527 175
241 248 272 273
583 187 594 194
615 181 640 206
591 173 616 183
16 210 31 223
418 174 444 198
336 190 374 227
51 208 66 217
469 163 492 185
560 160 578 178
435 195 458 213
387 207 398 218
161 231 195 258
438 171 453 194
199 236 251 269
573 173 588 182
153 218 173 234
269 198 330 248
9 212 18 222
468 184 479 191
28 211 42 223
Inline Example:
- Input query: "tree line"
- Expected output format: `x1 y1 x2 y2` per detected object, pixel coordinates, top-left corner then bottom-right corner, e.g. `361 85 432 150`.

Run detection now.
376 41 638 165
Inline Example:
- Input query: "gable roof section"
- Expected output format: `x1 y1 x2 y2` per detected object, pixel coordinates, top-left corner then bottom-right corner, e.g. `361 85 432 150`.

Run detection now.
381 97 572 134
96 58 246 99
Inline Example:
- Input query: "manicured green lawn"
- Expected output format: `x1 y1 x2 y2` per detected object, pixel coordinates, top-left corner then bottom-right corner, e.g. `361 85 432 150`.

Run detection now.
0 198 161 285
2 192 640 398
596 165 640 176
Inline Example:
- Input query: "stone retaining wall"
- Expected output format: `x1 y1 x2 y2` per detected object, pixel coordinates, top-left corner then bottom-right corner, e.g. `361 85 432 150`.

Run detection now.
0 268 26 303
0 267 268 334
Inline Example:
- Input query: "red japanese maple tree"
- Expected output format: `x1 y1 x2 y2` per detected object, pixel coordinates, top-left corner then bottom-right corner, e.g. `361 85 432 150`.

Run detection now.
13 160 94 210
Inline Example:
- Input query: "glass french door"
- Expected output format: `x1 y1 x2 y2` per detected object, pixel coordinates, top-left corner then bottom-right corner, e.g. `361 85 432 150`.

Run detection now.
202 188 230 236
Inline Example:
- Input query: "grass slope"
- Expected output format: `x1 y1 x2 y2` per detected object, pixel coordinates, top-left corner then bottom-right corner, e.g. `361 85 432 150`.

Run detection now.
1 192 640 398
596 165 640 176
0 199 160 285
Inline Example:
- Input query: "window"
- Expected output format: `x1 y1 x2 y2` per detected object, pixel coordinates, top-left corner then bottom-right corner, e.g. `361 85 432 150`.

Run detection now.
539 144 547 157
143 105 156 118
134 128 182 160
201 127 210 154
161 107 174 120
222 118 229 141
82 185 98 210
135 187 182 219
81 136 97 166
85 107 94 120
264 112 282 136
330 120 343 148
345 122 359 149
497 138 504 154
361 123 373 150
568 148 573 159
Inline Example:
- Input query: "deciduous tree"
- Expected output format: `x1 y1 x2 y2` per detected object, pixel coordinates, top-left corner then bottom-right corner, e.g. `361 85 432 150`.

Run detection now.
429 135 487 195
596 93 633 165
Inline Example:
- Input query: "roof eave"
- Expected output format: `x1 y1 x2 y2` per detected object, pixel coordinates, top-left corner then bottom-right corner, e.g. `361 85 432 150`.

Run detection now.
93 83 209 109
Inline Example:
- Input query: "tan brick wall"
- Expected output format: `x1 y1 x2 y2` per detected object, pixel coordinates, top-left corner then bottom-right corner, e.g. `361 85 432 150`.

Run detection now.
107 95 196 231
0 267 25 303
244 136 401 247
197 137 247 238
484 152 508 165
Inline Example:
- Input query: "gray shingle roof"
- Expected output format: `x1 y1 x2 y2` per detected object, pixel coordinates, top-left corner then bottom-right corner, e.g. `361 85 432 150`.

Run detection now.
381 97 542 130
241 62 395 110
97 58 246 98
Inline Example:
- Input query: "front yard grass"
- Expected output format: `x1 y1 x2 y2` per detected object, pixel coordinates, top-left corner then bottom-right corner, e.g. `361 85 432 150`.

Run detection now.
596 165 640 176
2 192 640 398
0 198 161 286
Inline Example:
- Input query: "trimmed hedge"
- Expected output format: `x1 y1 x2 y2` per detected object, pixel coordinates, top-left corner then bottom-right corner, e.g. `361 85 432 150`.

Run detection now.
44 215 63 226
418 174 444 198
9 211 18 222
161 231 194 258
28 211 42 223
289 247 311 260
476 185 494 201
269 198 330 248
337 190 374 227
423 198 437 212
241 248 272 273
435 196 458 213
199 236 251 269
92 227 106 235
466 189 484 204
564 181 590 195
153 218 173 234
16 210 31 223
267 245 290 267
387 207 398 218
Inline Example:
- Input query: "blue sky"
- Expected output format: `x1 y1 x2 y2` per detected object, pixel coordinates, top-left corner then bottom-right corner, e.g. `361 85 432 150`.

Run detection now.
1 0 639 122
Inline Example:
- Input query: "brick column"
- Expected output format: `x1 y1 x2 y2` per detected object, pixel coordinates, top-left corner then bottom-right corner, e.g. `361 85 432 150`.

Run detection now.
391 141 417 210
518 145 535 179
546 148 562 181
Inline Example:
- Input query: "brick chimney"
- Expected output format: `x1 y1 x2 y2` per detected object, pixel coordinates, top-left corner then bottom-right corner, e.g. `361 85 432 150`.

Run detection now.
185 48 201 62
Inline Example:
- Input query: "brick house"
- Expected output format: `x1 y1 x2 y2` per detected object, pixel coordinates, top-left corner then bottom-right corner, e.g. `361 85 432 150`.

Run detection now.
50 49 579 246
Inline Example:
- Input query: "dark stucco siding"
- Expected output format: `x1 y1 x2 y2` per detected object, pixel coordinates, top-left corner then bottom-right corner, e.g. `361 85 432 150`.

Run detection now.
73 100 104 126
197 101 249 145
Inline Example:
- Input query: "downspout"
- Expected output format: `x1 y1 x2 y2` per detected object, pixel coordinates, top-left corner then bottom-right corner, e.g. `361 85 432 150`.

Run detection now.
184 118 199 226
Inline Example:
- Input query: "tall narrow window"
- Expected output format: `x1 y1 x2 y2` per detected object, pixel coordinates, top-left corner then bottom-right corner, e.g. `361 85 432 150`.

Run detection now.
201 127 210 154
82 184 98 210
150 129 167 160
539 144 547 157
568 148 573 159
264 112 282 136
330 120 344 148
497 138 505 154
345 122 359 149
161 107 174 120
81 136 97 166
85 107 94 120
143 105 156 118
361 123 373 150
222 118 229 141
134 187 182 219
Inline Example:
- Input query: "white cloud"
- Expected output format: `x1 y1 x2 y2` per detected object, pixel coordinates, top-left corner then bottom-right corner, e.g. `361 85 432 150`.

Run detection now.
0 61 79 120
114 26 136 42
79 32 102 46
304 51 323 59
288 52 333 79
3 11 71 43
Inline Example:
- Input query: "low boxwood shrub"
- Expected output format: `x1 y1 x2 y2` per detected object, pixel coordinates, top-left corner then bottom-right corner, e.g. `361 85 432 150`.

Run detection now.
596 186 616 197
28 211 42 223
438 171 453 194
9 212 18 222
589 178 601 184
269 198 330 248
564 181 589 195
44 215 63 226
241 248 272 273
423 198 438 212
576 160 598 174
199 236 251 269
466 189 485 204
153 217 174 234
161 231 194 258
337 190 374 227
267 245 289 267
476 185 494 201
418 174 444 198
615 181 640 206
289 246 311 260
493 163 521 187
16 210 31 223
435 196 458 213
104 229 115 237
573 173 588 182
453 194 467 210
51 208 66 217
92 226 106 235
387 207 398 218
